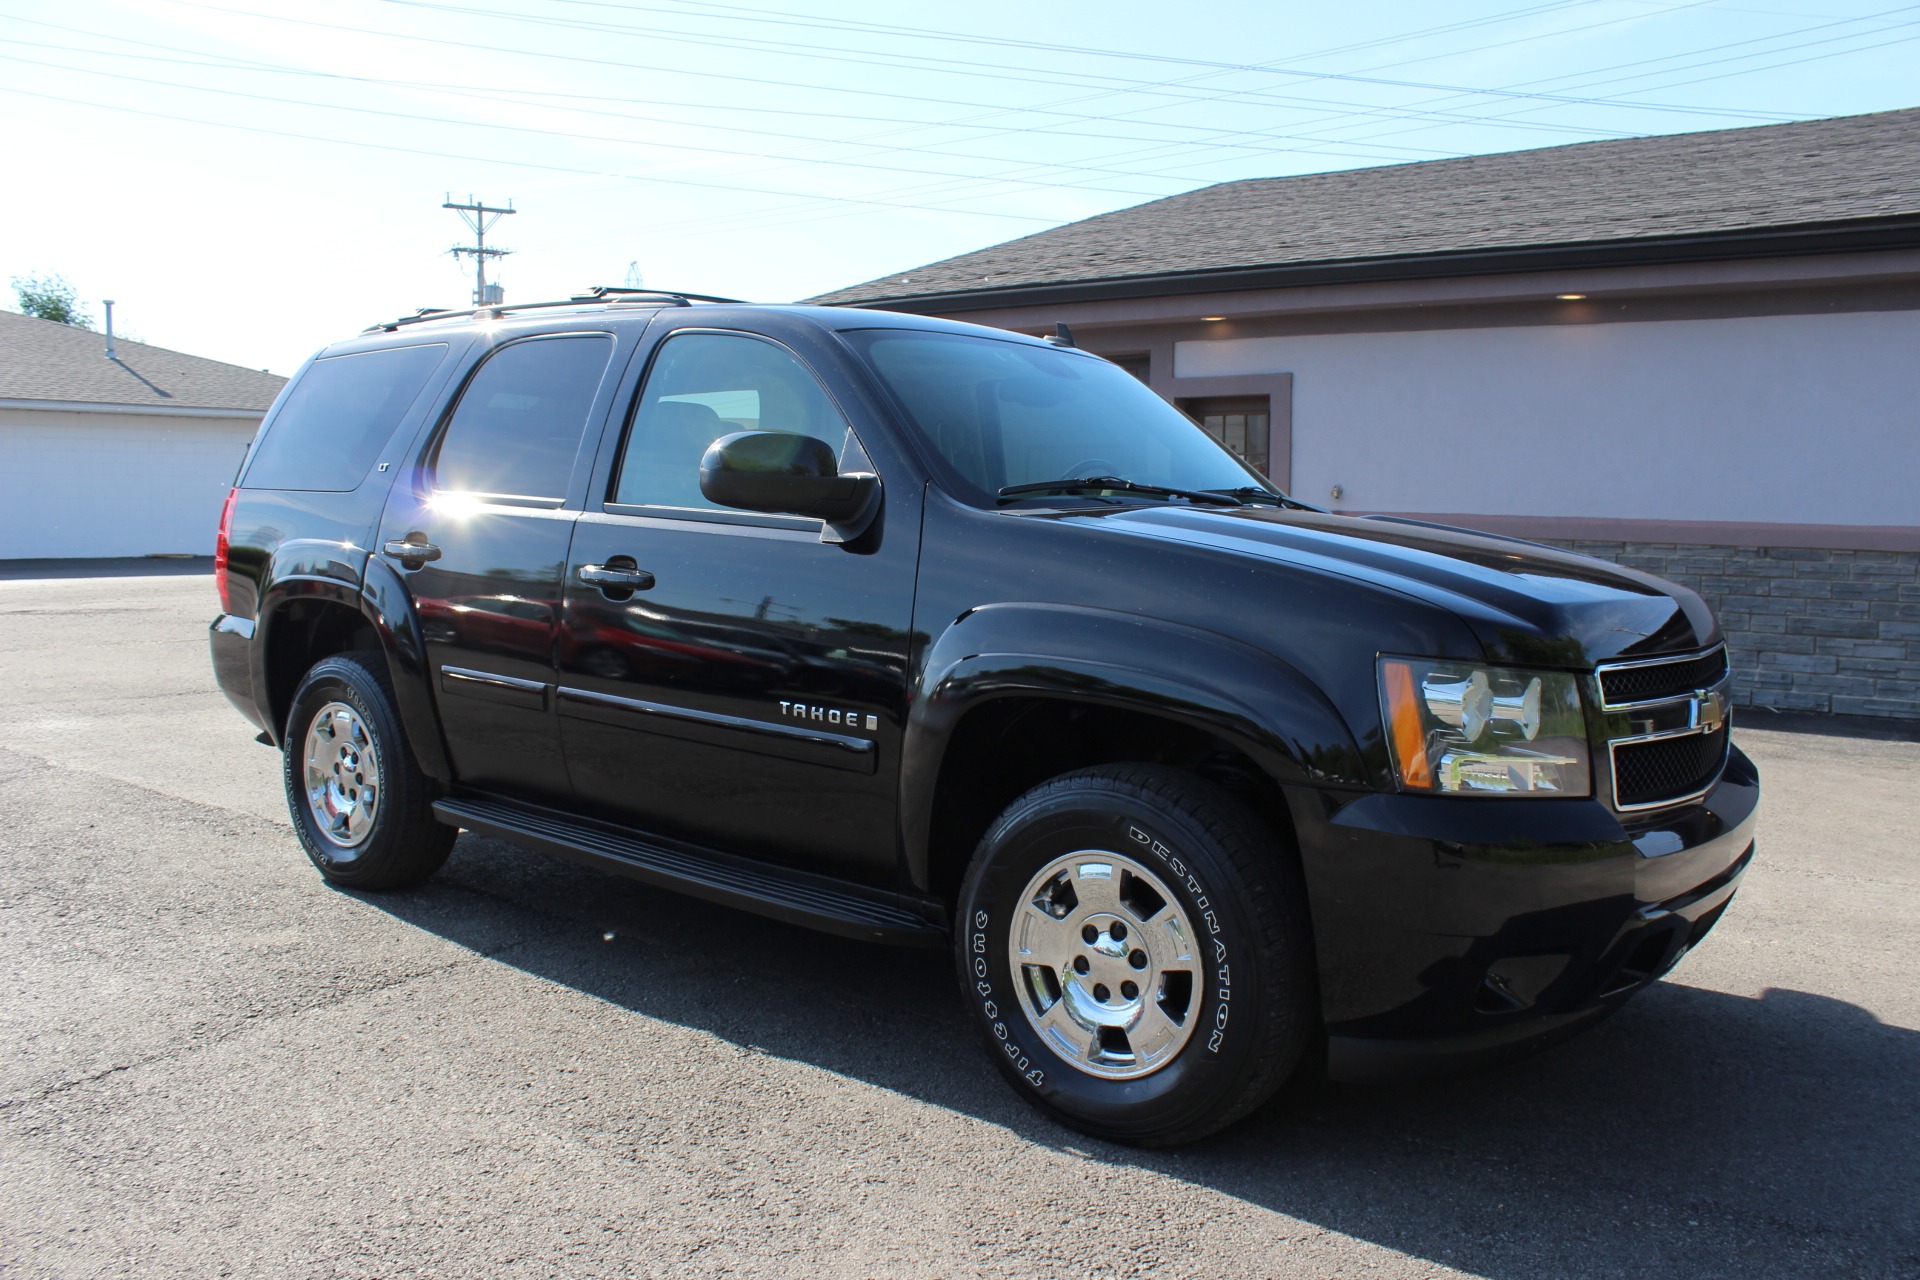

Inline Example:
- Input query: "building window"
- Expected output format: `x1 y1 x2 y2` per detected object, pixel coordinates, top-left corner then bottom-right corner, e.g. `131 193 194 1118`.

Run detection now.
1180 396 1270 475
1110 353 1150 384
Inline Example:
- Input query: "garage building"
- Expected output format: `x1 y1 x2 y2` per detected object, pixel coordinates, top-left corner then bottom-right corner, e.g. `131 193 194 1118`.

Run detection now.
813 107 1920 721
0 309 285 559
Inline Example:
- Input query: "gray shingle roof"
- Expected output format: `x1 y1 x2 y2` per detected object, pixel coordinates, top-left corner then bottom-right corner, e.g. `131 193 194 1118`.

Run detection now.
0 309 286 412
811 107 1920 307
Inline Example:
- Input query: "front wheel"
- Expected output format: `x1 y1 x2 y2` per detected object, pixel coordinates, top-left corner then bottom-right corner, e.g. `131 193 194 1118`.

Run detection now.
283 651 454 891
954 765 1314 1146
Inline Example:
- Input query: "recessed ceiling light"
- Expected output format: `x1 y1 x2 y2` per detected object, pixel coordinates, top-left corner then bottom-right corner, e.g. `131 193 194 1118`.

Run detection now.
1201 315 1227 322
1556 293 1587 301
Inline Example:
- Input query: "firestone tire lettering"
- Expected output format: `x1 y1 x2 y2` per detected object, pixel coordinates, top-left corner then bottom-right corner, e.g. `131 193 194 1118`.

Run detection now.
969 915 1042 1088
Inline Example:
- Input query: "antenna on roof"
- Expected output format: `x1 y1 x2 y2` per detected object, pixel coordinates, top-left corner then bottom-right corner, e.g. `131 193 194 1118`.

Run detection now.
1045 322 1076 348
103 299 118 361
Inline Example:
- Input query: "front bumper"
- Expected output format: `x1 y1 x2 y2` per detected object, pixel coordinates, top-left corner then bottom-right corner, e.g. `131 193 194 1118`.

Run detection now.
1289 744 1759 1082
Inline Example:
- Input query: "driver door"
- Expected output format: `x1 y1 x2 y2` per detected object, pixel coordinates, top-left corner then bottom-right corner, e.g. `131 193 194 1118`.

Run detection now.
555 327 918 886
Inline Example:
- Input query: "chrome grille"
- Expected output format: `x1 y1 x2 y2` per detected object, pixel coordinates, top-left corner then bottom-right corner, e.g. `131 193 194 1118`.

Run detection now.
1594 646 1732 812
1612 729 1730 809
1599 648 1729 707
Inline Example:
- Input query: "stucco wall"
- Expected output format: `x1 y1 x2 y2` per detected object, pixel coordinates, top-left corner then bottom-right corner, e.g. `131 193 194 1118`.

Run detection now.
1174 309 1920 527
0 408 259 558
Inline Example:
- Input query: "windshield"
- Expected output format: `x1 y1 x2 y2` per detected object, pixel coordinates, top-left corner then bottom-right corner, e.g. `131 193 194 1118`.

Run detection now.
842 329 1276 505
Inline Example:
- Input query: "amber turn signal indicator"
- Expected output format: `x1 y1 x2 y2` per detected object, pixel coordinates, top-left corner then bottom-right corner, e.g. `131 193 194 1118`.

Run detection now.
1382 659 1433 789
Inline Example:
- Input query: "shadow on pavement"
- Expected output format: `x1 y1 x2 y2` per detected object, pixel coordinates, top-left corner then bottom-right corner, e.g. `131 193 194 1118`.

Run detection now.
0 556 213 580
366 831 1919 1277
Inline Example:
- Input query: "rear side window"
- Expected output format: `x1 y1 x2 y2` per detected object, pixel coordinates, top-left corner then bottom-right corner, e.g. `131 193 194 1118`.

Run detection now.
434 335 614 503
243 344 446 492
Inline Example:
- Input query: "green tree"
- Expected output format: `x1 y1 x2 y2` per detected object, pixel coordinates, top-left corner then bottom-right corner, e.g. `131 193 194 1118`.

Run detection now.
12 274 93 329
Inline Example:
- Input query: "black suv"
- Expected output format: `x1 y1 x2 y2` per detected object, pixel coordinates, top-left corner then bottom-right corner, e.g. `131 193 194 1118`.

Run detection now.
211 290 1758 1145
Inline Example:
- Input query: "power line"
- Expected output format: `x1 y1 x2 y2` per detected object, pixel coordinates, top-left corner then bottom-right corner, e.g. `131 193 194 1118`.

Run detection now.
636 13 1920 242
296 0 1824 238
166 0 1795 129
1290 2 1920 154
109 0 1817 245
30 0 1813 219
622 1 1894 238
896 2 1920 206
0 50 1185 200
0 82 1063 223
367 0 1800 122
12 0 1903 257
0 26 1460 163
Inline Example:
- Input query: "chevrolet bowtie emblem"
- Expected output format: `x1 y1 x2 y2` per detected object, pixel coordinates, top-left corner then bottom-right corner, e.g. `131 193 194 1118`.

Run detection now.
1693 687 1727 733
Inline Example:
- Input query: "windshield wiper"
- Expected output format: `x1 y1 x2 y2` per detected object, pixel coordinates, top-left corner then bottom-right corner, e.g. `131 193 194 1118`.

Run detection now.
997 476 1244 506
1197 486 1321 511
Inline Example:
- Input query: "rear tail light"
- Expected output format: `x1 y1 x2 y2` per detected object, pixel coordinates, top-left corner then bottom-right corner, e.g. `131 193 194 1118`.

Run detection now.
214 487 238 612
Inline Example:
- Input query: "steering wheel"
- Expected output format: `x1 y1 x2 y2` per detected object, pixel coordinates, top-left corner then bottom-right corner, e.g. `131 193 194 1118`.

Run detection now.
1062 459 1121 480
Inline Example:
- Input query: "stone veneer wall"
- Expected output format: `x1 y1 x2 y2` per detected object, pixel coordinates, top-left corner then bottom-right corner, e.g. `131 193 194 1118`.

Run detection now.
1541 542 1920 721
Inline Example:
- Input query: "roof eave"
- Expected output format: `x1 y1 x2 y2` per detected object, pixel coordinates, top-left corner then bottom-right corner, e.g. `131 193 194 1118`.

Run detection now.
0 397 270 418
821 213 1920 313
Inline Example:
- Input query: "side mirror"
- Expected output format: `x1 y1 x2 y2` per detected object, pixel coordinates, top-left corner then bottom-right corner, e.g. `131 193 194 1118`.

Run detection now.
699 431 880 540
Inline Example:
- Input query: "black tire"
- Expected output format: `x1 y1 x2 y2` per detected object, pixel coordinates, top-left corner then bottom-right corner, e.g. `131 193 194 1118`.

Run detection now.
954 764 1315 1146
283 651 454 891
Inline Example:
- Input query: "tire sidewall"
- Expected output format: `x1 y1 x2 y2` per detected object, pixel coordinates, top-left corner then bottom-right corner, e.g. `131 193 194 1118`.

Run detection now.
956 783 1266 1140
284 656 403 885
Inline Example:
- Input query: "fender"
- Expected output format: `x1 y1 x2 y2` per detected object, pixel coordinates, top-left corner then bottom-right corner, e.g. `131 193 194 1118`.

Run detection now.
250 547 452 783
357 555 454 783
250 538 369 744
901 602 1370 890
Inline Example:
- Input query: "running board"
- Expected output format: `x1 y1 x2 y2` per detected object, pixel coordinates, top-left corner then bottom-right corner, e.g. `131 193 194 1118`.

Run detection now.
433 794 947 947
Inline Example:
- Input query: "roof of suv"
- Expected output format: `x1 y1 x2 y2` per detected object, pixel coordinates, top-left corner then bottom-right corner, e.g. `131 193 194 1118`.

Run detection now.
347 291 1056 355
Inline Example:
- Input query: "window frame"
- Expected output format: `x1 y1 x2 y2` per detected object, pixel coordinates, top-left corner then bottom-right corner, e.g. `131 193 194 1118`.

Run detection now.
426 330 619 511
601 326 870 531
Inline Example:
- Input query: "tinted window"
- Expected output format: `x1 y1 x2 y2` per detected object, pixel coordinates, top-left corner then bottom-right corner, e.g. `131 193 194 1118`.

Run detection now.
844 329 1270 505
243 344 446 492
613 332 849 510
434 335 613 502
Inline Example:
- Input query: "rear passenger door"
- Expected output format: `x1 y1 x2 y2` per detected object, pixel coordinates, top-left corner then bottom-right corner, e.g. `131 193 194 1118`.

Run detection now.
377 330 619 804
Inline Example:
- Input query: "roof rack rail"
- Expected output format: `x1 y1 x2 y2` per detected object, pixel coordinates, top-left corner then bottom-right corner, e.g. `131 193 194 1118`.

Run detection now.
363 287 747 333
573 285 747 304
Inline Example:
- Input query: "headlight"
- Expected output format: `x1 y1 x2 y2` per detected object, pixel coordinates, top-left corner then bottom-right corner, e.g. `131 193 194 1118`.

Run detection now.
1378 657 1590 796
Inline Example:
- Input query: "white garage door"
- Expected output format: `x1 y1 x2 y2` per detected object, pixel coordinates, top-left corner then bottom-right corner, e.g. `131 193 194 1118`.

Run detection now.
0 409 259 559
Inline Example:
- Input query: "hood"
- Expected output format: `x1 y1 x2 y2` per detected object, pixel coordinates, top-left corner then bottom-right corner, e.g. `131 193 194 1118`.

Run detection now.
1065 504 1717 667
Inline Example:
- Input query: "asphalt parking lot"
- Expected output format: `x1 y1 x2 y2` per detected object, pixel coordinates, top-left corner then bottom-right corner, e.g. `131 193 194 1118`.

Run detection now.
2 568 1916 1279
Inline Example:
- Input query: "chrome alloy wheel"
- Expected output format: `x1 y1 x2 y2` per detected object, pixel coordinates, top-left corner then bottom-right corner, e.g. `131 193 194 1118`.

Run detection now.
302 701 381 849
1009 851 1200 1080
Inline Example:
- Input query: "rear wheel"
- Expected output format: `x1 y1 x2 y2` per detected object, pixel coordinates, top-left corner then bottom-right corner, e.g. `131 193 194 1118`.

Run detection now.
954 764 1314 1146
283 651 453 891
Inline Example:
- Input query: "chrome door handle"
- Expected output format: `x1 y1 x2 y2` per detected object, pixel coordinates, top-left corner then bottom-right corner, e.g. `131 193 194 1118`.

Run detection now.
579 564 655 590
382 538 441 563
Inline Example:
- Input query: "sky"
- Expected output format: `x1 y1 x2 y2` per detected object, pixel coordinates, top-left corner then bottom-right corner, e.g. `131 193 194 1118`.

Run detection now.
0 0 1914 375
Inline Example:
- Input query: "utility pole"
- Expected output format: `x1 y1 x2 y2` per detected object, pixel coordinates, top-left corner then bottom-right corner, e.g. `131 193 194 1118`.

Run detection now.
443 194 515 306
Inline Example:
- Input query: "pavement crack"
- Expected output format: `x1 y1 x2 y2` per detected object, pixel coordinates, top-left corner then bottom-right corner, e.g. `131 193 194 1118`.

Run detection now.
0 928 565 1116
